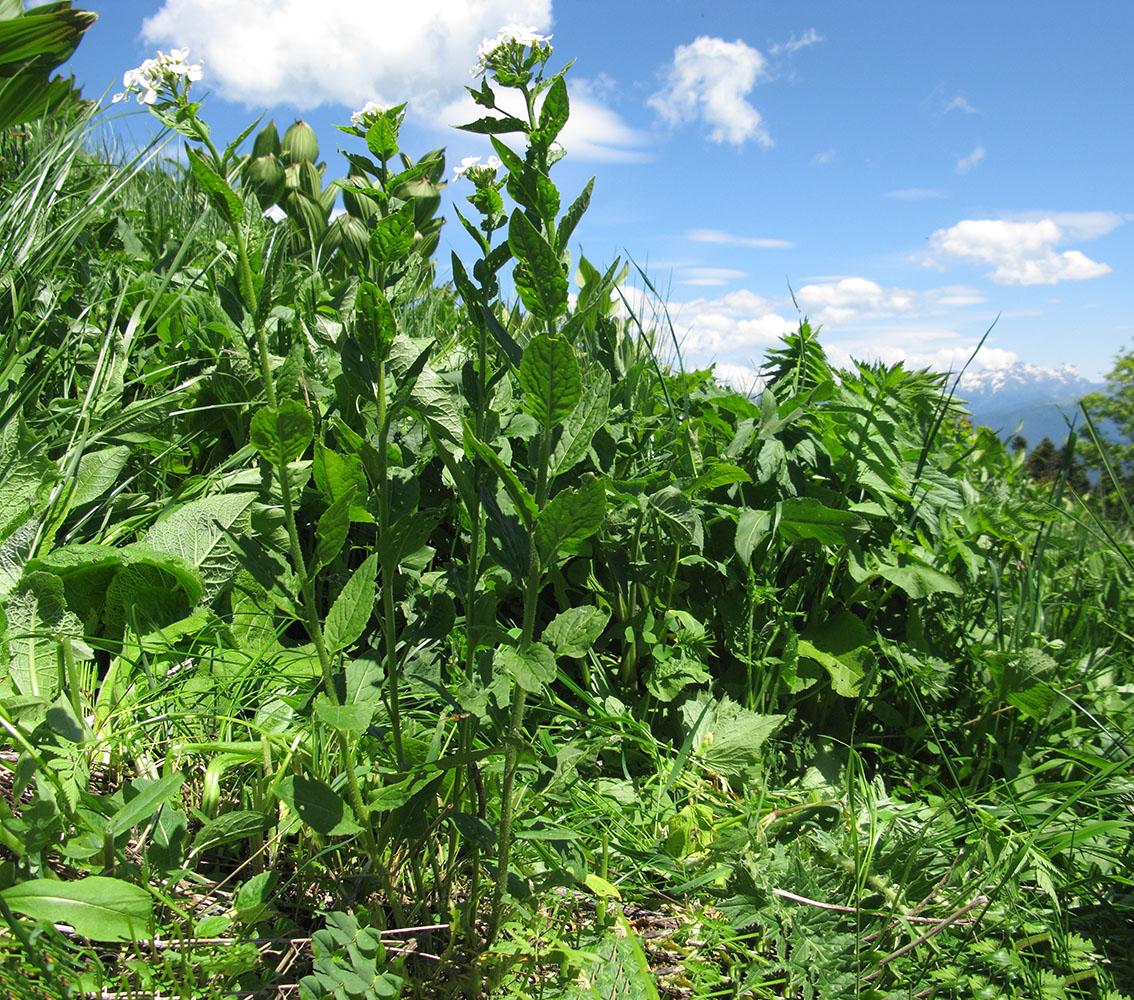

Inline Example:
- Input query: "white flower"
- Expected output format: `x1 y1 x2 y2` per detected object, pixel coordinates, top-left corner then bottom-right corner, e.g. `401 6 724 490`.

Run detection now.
474 23 552 73
111 48 203 105
452 155 502 181
350 101 384 127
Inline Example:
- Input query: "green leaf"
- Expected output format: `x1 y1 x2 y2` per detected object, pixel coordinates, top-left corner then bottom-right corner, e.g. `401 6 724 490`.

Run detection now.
495 642 557 692
2 876 153 943
365 116 399 160
535 474 605 563
874 555 962 598
5 570 80 699
645 656 710 702
250 399 313 465
682 694 784 779
797 611 875 697
324 552 378 653
543 606 609 659
457 114 529 134
691 463 752 495
462 422 536 529
537 74 570 143
508 209 568 322
186 147 243 225
777 497 866 546
550 369 610 476
191 811 269 856
69 446 130 507
313 692 374 733
314 489 354 572
368 202 415 264
274 775 361 836
355 281 397 361
108 773 186 838
557 177 593 255
518 332 581 427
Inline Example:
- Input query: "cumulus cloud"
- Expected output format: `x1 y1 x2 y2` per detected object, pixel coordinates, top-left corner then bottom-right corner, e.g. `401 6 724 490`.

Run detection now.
141 0 550 114
926 217 1118 285
955 145 986 173
825 336 1018 374
669 289 793 357
648 36 771 146
688 228 794 249
793 278 985 326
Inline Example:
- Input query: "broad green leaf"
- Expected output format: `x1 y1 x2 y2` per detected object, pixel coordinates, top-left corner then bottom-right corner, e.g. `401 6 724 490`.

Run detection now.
369 202 415 264
650 486 701 546
518 332 580 426
250 399 313 465
797 611 875 697
274 775 361 836
535 474 605 563
108 773 186 837
191 811 269 856
583 873 621 900
313 692 373 733
324 552 378 653
495 642 557 692
550 369 610 476
2 876 153 943
5 570 80 699
691 463 752 495
537 75 570 144
186 147 243 225
314 489 354 572
682 694 785 779
354 281 397 362
874 556 962 598
388 335 463 443
145 493 255 606
365 116 399 160
508 209 568 322
543 606 609 659
645 656 710 702
734 508 771 567
68 446 129 506
777 497 866 546
312 445 369 517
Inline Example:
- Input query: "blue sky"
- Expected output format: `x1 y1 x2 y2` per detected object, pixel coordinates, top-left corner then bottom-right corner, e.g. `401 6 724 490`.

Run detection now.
57 1 1132 386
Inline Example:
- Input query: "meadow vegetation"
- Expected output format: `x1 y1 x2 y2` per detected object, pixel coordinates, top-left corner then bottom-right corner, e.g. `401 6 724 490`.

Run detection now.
0 11 1132 999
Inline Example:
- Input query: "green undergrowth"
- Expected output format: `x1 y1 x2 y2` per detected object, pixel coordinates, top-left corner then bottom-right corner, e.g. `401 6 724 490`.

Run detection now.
0 23 1132 1000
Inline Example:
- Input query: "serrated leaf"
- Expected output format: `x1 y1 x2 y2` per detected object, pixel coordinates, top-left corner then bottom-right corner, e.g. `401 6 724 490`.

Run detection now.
324 552 378 653
550 369 609 476
186 147 243 225
518 332 580 427
495 642 556 692
369 202 415 264
535 474 605 563
543 605 609 658
274 775 361 836
1 877 153 943
250 399 313 465
508 209 567 322
874 556 962 598
457 114 529 134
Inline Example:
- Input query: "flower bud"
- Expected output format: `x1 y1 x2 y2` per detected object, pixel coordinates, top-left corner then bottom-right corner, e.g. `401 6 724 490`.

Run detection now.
281 120 319 164
243 155 285 207
252 120 281 159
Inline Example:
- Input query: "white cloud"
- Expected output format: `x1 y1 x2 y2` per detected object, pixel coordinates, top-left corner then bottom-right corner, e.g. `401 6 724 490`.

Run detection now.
926 217 1117 285
885 188 947 201
648 36 771 146
669 289 793 358
956 144 986 173
811 148 835 166
679 267 747 286
439 81 649 163
794 278 986 326
943 95 977 114
712 361 765 394
688 228 794 249
141 0 550 114
769 28 824 55
826 336 1018 374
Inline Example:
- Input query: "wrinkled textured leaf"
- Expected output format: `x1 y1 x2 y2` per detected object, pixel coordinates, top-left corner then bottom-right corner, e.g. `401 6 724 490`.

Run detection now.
368 202 415 264
495 642 557 692
186 147 243 225
509 209 567 322
250 400 313 465
518 332 580 427
535 474 605 562
543 605 609 659
550 369 610 476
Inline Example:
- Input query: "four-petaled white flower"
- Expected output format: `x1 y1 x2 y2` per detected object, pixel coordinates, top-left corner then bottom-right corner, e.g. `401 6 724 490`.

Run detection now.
452 155 502 181
350 101 385 127
112 47 203 105
474 23 552 74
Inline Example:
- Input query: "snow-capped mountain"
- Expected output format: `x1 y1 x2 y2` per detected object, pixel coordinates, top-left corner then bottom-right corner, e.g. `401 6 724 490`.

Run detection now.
953 363 1104 447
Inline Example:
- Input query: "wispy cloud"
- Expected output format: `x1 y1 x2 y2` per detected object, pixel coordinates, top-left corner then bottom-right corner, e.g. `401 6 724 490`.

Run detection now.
142 0 551 116
943 95 977 114
925 215 1122 285
688 228 794 249
811 148 835 166
648 36 771 146
885 188 948 201
955 145 986 174
679 267 747 286
769 28 825 55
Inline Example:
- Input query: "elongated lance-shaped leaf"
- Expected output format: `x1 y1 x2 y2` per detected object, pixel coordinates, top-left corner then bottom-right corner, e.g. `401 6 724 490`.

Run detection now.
462 420 536 529
314 487 354 573
551 369 610 476
458 114 529 135
519 332 581 427
1 876 153 943
355 281 396 362
557 177 593 257
508 209 567 323
537 74 570 143
185 147 243 226
324 552 378 654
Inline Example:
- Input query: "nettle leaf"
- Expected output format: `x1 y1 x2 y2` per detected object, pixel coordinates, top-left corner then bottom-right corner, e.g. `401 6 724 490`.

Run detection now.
519 332 581 427
1 876 153 943
550 369 610 476
535 474 605 563
186 147 243 225
274 775 361 836
250 399 313 465
543 605 609 659
508 209 567 322
324 552 378 654
495 642 557 692
682 694 785 779
369 201 415 264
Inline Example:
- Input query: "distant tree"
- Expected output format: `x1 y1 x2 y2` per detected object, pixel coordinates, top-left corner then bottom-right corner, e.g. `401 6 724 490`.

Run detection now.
1010 435 1027 453
1079 347 1134 503
1024 436 1091 495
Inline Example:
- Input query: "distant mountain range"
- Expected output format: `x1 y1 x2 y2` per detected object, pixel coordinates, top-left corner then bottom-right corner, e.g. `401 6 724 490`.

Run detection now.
951 363 1104 448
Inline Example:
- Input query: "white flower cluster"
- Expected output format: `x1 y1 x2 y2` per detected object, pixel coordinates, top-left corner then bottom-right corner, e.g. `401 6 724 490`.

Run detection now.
452 155 502 182
474 24 552 73
350 101 385 128
112 48 202 105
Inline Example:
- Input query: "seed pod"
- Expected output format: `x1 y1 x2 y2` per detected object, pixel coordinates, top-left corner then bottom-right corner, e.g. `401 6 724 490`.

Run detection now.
252 120 281 159
281 119 319 164
243 154 285 207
